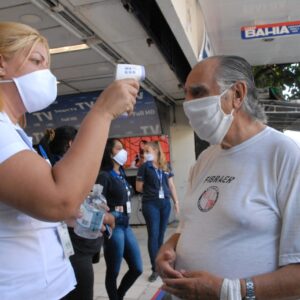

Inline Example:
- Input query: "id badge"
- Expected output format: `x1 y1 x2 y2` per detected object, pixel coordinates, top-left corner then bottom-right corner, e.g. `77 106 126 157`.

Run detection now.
126 201 132 214
159 186 165 199
57 222 74 259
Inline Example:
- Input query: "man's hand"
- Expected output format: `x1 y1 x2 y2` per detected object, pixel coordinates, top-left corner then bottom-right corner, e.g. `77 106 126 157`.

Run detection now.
162 270 223 300
155 233 182 279
156 249 182 279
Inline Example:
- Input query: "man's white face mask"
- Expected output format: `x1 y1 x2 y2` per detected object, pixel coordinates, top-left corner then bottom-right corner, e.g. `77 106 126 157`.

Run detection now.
0 69 57 113
183 88 234 145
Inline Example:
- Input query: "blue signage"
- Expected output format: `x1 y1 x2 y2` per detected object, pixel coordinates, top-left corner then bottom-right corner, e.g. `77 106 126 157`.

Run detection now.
25 89 162 144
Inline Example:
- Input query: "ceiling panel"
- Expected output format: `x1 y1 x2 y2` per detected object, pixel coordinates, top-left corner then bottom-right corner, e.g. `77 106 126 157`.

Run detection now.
53 62 114 81
0 1 28 9
66 0 146 43
40 26 83 48
65 77 113 91
57 83 79 95
0 0 184 104
0 3 58 29
70 0 108 5
113 38 166 65
51 49 108 69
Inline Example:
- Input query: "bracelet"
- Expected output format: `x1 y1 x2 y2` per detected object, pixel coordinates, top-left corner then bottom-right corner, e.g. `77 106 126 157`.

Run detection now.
244 278 256 300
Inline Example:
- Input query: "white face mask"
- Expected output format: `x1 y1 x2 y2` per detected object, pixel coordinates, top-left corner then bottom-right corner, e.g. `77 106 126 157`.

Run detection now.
0 69 57 113
113 149 128 166
145 153 154 162
183 88 234 145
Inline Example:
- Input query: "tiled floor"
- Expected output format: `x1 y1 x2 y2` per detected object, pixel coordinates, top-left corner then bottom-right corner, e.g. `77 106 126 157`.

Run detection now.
93 222 178 300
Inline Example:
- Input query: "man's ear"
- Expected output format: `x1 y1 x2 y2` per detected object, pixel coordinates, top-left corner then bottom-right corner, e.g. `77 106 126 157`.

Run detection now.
233 81 247 109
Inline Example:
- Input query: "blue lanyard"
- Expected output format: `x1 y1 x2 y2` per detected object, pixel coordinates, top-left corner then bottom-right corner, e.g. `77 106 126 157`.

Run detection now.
154 168 163 186
110 170 131 198
38 144 50 161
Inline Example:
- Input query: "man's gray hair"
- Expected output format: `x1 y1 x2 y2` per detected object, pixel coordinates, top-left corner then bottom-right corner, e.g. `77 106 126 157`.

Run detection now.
214 55 267 123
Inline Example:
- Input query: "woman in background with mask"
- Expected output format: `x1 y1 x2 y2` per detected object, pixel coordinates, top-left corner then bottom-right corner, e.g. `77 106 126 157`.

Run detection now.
136 141 179 282
0 22 138 299
36 126 103 300
97 138 143 300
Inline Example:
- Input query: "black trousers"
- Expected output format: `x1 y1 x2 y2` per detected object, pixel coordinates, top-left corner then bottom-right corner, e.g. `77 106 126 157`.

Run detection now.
62 253 95 300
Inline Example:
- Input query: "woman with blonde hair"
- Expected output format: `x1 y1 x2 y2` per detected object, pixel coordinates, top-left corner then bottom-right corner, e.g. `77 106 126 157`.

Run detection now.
136 141 179 282
0 21 138 299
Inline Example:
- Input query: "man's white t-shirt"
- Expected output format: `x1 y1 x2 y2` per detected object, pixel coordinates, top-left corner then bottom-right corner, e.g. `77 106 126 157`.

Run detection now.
175 127 300 278
0 112 76 300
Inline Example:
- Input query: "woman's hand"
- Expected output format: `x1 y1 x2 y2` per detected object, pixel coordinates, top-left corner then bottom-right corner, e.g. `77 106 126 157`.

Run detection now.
102 212 115 230
174 201 180 214
94 79 140 119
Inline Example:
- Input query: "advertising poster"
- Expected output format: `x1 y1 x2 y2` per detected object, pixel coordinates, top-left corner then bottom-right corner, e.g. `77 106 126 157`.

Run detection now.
120 135 170 169
25 89 162 144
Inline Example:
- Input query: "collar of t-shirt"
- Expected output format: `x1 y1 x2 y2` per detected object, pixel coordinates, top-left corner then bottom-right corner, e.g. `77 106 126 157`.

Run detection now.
147 161 164 184
0 112 34 150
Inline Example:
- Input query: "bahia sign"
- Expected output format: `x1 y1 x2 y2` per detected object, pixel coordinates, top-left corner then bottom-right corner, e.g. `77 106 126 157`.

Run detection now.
241 20 300 40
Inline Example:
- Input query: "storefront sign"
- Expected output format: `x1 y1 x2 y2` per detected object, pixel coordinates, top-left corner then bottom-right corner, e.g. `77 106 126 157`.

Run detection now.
199 29 212 60
241 20 300 40
25 89 162 144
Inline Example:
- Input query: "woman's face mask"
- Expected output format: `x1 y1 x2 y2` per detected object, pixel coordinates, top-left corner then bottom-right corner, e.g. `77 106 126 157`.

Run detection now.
183 88 234 145
0 69 57 113
113 149 128 166
144 153 155 162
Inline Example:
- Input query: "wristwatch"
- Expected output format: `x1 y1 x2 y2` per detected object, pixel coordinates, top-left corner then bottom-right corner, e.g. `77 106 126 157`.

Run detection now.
244 278 256 300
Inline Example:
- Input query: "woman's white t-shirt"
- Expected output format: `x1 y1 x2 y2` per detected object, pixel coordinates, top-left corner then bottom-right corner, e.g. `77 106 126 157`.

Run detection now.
0 112 76 300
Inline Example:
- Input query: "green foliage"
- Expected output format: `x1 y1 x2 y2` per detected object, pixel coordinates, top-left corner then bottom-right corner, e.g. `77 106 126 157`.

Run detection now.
253 63 300 100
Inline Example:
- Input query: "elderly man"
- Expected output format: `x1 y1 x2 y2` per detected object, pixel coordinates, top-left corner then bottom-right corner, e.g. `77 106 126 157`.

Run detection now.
156 56 300 300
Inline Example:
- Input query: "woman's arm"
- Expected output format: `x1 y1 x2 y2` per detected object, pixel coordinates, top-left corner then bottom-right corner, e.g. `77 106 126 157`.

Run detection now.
135 180 144 193
0 79 139 221
168 177 180 214
135 163 145 193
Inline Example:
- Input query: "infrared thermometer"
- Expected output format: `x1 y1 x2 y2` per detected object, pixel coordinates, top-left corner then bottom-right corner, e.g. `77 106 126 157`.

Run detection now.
115 64 145 81
115 64 145 116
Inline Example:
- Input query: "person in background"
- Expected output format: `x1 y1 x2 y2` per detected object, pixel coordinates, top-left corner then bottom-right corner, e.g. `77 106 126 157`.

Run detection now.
48 126 77 164
0 21 138 299
136 141 179 282
34 128 58 165
156 55 300 300
97 138 143 300
37 125 103 300
130 139 147 168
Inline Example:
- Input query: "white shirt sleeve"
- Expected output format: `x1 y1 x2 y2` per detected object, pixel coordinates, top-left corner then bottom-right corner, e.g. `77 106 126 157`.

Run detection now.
0 122 29 164
276 138 300 266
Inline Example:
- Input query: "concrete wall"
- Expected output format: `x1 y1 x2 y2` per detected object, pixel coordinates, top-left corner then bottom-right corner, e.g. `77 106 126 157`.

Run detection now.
157 0 205 66
170 0 204 59
169 105 195 209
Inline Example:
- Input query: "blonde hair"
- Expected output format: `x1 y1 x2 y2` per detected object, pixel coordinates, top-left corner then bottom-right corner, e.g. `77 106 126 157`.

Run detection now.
0 22 49 111
18 114 27 128
146 141 169 172
0 22 49 63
